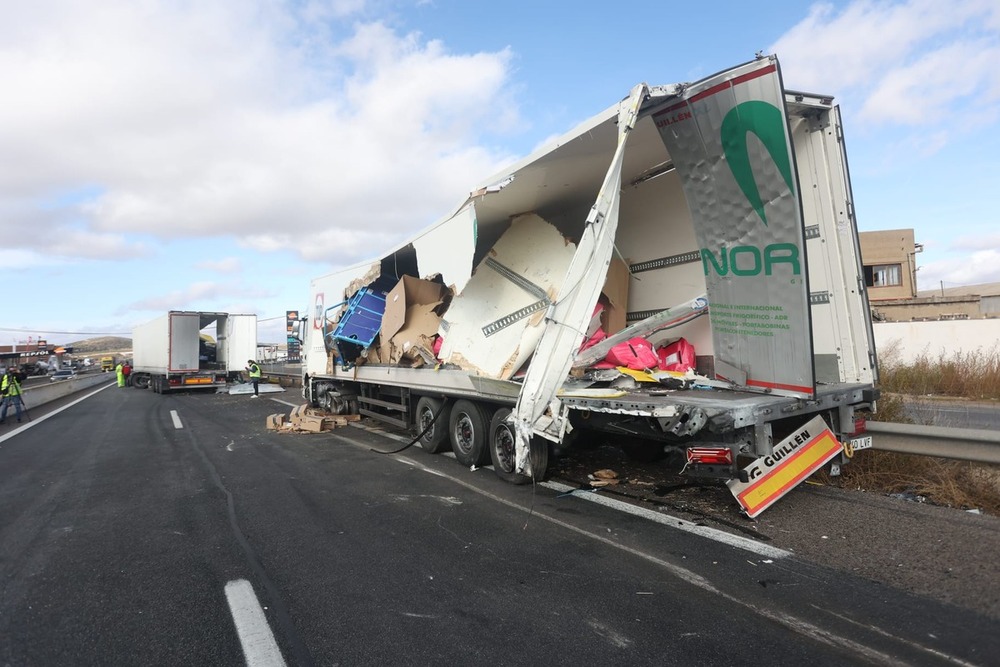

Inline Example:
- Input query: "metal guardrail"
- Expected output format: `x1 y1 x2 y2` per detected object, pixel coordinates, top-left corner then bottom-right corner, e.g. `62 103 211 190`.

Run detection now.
867 421 1000 465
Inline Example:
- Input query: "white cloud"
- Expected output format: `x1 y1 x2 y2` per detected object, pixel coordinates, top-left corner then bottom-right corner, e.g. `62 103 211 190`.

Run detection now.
195 257 243 274
951 233 1000 251
918 249 1000 289
117 280 273 314
0 1 520 266
771 0 1000 130
3 248 67 270
773 0 1000 291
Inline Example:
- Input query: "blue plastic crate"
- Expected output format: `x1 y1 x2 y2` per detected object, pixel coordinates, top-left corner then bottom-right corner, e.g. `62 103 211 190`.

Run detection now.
329 275 397 362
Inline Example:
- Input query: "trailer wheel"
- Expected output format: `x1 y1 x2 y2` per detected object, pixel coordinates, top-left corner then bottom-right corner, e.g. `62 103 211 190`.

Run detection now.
415 396 450 454
449 400 490 467
133 374 150 390
488 408 549 485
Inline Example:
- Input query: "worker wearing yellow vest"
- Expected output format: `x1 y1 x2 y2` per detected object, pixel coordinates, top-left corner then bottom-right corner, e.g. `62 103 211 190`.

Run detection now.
1 368 25 424
115 361 125 388
246 359 262 398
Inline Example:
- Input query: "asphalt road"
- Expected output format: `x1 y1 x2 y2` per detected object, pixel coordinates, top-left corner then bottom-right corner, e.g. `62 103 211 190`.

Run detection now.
1 383 998 666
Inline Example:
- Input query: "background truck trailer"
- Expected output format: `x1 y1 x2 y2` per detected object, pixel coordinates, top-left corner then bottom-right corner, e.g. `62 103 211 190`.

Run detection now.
300 56 878 504
131 311 257 393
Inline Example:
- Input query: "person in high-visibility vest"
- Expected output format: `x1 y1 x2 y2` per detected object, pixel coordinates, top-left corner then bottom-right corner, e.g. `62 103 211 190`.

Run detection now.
246 359 262 398
115 362 125 388
1 368 25 424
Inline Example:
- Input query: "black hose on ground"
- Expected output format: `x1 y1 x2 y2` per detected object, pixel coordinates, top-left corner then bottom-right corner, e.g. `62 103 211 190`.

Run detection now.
369 404 445 455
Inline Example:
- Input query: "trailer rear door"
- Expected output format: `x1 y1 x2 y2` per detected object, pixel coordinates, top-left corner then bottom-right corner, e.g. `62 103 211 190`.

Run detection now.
651 56 815 398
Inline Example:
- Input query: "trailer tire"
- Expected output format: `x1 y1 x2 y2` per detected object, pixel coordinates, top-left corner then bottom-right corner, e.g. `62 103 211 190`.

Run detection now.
133 374 150 390
449 400 490 467
415 396 451 454
488 408 549 485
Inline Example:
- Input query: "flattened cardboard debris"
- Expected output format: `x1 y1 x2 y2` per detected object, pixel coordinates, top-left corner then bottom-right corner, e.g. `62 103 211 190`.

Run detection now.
327 414 361 425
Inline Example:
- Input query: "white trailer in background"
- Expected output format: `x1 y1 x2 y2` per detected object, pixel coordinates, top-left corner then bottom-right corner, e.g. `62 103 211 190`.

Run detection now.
300 55 879 516
131 311 257 393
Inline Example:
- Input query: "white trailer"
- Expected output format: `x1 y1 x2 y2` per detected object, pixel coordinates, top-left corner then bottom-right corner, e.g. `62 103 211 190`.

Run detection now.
132 311 257 393
301 56 878 515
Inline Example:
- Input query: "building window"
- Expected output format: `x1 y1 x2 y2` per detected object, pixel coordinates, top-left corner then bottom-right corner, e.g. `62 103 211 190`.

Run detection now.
864 264 902 288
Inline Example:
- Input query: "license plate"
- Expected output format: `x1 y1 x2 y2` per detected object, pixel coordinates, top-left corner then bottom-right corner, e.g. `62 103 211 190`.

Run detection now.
848 435 873 452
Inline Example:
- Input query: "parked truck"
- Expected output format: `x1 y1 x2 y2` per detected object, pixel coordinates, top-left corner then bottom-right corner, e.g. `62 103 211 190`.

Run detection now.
301 55 879 516
131 311 257 393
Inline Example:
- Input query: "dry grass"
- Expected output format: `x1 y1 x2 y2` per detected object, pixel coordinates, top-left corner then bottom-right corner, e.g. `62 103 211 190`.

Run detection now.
822 341 1000 516
877 339 1000 400
829 451 1000 516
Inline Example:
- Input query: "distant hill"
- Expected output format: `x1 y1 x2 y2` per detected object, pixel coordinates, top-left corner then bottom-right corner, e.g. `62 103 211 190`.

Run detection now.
68 336 133 355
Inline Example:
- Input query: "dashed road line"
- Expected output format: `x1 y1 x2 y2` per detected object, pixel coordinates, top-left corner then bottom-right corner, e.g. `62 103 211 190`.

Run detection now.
225 579 287 667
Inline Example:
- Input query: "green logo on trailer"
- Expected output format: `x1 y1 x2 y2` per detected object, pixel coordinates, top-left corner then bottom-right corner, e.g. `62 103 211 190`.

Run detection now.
702 100 800 277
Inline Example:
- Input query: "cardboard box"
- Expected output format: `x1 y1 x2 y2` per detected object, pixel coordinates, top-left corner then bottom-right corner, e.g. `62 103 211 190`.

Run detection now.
380 276 449 364
601 257 629 335
390 303 443 363
266 413 287 430
295 415 328 432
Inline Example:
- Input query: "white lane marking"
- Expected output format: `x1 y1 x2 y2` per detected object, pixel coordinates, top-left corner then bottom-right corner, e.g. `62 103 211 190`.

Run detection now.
812 604 980 667
0 382 115 445
170 410 183 429
270 398 302 408
542 481 790 560
225 579 286 667
350 422 785 558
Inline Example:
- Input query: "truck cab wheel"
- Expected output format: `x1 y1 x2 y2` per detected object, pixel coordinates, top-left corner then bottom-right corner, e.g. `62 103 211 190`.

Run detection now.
449 400 490 467
415 396 451 454
489 408 549 485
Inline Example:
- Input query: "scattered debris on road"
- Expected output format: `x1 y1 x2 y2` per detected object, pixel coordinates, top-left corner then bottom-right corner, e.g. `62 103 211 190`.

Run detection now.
267 404 360 433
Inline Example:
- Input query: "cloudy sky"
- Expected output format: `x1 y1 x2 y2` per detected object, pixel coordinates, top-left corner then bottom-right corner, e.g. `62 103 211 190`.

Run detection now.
2 0 998 346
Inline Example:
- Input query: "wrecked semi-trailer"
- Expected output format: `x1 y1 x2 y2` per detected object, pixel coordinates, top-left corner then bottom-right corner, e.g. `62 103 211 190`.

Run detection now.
300 55 878 516
132 311 258 393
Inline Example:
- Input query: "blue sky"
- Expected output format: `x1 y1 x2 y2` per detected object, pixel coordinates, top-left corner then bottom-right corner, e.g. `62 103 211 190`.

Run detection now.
2 0 998 346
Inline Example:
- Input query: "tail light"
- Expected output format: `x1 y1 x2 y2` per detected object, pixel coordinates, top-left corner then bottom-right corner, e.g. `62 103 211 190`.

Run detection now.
849 414 867 437
686 447 733 465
